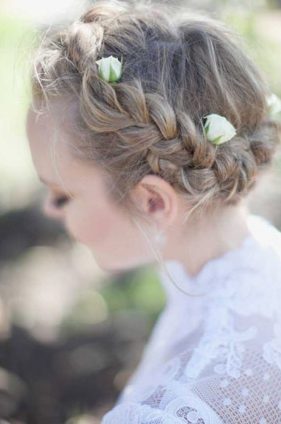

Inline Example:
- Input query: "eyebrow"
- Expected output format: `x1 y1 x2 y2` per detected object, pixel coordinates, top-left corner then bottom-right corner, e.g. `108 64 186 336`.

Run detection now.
39 175 60 186
38 175 74 199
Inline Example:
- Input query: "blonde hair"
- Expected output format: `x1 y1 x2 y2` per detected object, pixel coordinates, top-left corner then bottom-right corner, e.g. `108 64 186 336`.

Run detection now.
29 0 281 296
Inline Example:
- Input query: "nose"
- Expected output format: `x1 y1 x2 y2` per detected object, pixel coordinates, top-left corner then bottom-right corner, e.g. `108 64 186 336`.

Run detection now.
41 193 65 222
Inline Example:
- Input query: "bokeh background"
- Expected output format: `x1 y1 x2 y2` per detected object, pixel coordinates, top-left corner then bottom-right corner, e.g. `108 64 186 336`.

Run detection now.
0 0 281 422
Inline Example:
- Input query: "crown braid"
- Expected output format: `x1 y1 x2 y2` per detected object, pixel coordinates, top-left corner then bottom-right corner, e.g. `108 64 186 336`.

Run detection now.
30 0 281 218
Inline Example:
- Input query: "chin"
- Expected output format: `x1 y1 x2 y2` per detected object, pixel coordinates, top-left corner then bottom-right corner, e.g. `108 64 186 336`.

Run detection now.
90 249 150 274
90 256 127 274
97 258 142 275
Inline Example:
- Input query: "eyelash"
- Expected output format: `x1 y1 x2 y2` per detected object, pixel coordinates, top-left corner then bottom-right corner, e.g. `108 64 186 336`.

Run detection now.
51 194 70 209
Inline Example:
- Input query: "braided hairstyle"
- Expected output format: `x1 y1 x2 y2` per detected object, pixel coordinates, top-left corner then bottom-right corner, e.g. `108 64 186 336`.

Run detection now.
30 0 281 223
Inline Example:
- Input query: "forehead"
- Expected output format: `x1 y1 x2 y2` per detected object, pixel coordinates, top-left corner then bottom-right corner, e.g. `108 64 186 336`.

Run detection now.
26 97 72 147
26 104 73 185
26 96 77 143
26 102 105 192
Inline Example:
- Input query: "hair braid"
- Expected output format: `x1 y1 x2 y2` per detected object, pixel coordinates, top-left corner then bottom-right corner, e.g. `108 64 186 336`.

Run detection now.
29 0 281 217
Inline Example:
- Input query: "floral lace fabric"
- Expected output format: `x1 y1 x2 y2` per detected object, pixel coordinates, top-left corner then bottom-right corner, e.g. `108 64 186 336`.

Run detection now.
101 214 281 423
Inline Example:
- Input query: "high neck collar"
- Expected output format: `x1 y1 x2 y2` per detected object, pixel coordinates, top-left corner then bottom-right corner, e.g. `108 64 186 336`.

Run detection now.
156 213 281 306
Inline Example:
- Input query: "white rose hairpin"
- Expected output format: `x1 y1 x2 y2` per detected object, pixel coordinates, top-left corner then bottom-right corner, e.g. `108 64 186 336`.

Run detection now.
203 113 237 145
95 55 123 83
202 93 281 146
266 93 281 118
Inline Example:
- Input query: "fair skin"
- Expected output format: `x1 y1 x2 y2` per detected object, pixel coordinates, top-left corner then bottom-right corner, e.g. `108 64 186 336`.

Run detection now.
26 99 252 277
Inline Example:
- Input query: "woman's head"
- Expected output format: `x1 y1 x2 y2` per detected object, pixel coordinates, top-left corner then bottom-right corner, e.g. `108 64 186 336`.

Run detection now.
27 104 155 273
26 0 281 272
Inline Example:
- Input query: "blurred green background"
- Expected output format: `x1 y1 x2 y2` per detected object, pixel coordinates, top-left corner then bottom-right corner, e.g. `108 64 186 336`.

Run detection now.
0 0 281 422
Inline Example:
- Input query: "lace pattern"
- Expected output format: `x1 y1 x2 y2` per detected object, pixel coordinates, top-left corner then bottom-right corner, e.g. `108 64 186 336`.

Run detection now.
102 388 225 423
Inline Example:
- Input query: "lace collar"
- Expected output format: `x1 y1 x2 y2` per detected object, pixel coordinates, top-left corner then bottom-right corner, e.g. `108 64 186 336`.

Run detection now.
156 214 281 306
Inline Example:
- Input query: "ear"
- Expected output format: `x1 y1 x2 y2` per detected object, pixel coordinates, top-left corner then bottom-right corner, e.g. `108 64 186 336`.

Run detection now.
131 174 179 227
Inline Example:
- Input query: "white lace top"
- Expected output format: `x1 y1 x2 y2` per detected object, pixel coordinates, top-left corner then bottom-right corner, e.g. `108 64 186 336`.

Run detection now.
101 213 281 423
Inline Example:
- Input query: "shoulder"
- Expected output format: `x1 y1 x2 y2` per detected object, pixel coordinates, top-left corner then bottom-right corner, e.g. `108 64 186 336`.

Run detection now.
101 381 224 423
102 336 281 423
102 299 281 423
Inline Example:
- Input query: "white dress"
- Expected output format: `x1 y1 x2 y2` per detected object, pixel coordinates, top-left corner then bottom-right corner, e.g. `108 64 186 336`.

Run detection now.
101 213 281 423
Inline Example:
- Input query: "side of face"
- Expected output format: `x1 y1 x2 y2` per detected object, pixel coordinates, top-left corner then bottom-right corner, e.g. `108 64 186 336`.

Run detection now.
25 101 179 273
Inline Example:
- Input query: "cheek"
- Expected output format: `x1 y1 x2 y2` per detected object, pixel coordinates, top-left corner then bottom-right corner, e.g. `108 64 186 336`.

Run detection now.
64 196 155 271
65 197 131 246
86 207 120 243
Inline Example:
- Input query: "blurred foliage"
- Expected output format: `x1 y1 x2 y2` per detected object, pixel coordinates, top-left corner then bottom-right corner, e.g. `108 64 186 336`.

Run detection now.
59 266 165 337
100 267 165 316
0 11 36 213
222 10 281 96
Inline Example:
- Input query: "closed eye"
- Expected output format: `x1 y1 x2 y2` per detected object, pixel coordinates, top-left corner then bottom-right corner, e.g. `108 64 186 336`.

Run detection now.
51 194 71 208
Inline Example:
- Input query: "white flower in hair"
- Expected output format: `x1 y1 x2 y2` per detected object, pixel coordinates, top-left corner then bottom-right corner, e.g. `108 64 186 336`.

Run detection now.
95 55 123 83
203 113 237 145
267 93 281 117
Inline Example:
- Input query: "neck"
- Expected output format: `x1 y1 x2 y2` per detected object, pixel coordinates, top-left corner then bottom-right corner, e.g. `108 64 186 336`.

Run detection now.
165 201 252 278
